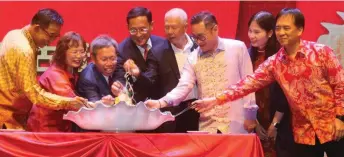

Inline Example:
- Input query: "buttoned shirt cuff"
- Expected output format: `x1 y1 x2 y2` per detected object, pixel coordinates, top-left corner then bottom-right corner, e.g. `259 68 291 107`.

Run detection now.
161 96 174 107
244 104 258 120
336 106 344 116
216 90 233 105
61 97 74 110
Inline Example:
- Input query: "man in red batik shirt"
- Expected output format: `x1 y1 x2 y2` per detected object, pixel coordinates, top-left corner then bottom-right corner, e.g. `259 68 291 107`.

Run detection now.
193 8 344 157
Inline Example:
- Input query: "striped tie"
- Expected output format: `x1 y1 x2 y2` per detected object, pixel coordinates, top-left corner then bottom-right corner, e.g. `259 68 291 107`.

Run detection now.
142 44 149 61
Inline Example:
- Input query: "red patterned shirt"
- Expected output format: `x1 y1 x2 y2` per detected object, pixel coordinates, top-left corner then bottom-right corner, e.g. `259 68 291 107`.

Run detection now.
219 40 344 145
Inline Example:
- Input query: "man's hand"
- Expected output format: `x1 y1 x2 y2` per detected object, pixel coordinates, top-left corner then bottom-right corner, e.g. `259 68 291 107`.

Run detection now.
334 118 344 141
67 96 88 110
144 99 167 109
111 81 124 96
244 119 257 133
124 59 140 77
101 95 115 106
192 97 217 113
86 101 97 108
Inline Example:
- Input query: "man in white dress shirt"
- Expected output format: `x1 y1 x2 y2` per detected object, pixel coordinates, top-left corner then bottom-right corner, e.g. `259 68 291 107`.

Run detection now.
146 11 258 134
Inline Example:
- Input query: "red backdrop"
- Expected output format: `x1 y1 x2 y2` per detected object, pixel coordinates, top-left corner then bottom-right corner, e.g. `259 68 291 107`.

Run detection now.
0 1 240 44
1 1 344 69
1 1 343 46
297 1 344 41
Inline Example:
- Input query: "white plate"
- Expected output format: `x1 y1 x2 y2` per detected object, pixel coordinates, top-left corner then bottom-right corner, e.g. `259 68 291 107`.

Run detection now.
187 131 209 134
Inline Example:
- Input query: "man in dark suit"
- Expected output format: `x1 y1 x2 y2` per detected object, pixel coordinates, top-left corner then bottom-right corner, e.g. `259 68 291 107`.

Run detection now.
111 7 177 133
77 35 119 104
112 7 163 104
153 8 200 132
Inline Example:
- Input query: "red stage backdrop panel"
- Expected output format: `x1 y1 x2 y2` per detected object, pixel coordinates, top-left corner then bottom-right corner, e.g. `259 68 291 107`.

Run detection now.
297 1 344 65
296 1 344 41
0 1 239 44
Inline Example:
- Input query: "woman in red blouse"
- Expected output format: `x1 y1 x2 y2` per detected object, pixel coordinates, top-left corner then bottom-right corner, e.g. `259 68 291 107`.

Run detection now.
27 31 87 132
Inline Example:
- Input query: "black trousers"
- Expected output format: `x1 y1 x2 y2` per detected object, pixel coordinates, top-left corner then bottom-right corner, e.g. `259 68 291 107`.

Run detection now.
174 99 199 133
295 136 344 157
275 133 296 157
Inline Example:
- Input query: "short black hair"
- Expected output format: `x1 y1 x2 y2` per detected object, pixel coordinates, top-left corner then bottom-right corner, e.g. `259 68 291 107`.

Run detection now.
31 8 64 29
190 11 218 29
126 7 152 24
276 8 305 30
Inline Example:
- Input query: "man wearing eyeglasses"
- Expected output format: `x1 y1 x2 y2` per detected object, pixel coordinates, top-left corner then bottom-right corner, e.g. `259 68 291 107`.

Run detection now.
112 7 164 104
0 8 89 130
145 11 258 134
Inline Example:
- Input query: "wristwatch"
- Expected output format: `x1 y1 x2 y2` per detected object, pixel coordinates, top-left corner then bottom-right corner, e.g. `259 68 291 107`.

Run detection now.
273 122 280 129
336 115 344 122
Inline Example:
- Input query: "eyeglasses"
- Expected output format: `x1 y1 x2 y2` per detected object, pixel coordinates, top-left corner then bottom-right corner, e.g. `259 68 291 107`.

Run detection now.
69 49 87 57
129 28 149 35
40 26 60 39
191 25 217 42
192 35 207 42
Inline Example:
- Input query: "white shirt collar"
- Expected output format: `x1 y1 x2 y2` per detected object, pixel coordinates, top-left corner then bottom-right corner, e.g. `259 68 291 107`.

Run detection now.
171 34 193 54
103 75 109 84
199 37 225 56
136 38 152 54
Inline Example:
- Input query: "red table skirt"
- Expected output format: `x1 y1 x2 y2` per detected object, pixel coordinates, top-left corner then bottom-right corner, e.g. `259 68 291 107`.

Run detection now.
0 132 264 157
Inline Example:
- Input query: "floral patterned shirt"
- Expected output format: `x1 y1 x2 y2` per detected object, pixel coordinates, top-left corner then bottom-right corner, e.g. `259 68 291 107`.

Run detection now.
219 40 344 145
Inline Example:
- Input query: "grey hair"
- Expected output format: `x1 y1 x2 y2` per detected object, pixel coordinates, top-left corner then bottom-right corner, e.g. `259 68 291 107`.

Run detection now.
164 8 188 24
90 35 118 57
